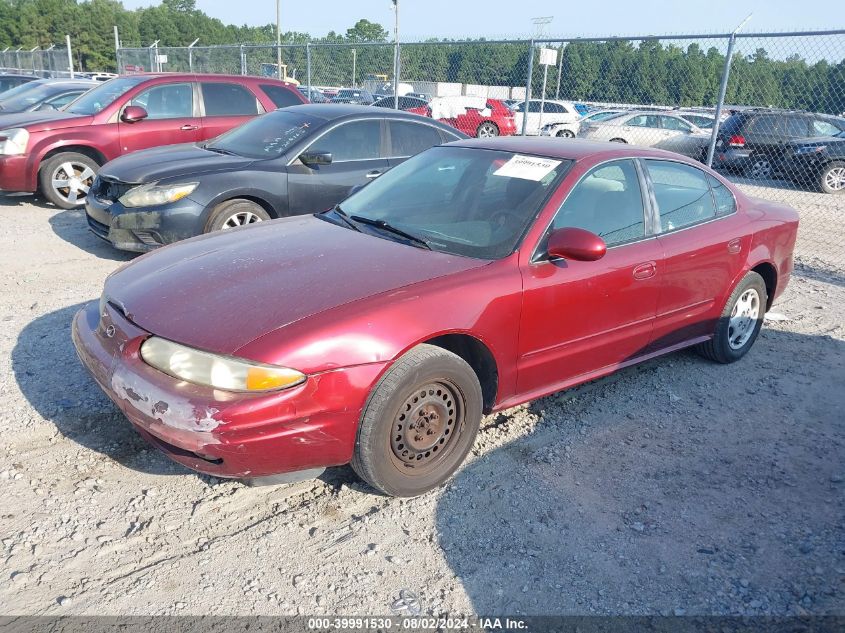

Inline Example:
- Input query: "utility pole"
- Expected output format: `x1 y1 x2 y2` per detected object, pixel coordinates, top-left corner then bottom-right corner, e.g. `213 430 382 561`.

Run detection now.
65 36 74 78
276 0 282 80
392 0 400 109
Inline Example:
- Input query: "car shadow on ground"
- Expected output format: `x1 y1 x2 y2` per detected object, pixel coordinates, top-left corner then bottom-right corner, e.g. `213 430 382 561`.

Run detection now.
12 301 187 476
47 208 137 262
0 191 54 209
435 328 845 616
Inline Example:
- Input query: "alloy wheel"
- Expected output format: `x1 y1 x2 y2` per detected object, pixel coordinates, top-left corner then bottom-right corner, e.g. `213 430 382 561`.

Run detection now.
221 211 263 229
824 166 845 191
476 123 498 138
749 159 772 179
51 161 95 207
728 288 760 350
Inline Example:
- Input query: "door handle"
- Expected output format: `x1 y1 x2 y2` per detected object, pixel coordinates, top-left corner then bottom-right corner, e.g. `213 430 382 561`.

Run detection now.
180 124 199 131
632 261 657 280
727 238 742 254
365 171 381 179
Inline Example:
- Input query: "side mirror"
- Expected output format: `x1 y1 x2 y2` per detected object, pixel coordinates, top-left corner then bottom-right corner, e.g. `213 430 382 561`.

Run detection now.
121 105 148 123
547 227 607 262
299 151 333 167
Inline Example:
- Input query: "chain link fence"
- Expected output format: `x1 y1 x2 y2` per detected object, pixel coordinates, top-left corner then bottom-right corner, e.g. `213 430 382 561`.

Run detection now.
0 47 73 77
114 31 845 272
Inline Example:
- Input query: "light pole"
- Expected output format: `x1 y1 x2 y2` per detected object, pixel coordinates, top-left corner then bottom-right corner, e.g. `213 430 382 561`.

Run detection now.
276 0 282 80
351 48 357 88
392 0 400 109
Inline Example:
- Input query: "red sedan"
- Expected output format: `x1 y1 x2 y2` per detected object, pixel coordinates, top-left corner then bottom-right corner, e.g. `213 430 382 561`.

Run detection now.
72 138 798 497
409 96 517 138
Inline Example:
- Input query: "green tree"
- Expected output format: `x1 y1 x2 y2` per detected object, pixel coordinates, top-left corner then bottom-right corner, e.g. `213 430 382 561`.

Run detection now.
345 19 388 43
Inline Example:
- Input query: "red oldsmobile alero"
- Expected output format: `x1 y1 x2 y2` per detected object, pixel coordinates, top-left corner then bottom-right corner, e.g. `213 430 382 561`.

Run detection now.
72 137 799 497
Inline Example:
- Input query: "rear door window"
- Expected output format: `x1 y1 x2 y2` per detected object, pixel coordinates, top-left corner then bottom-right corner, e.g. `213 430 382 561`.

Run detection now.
646 160 717 232
627 114 660 128
201 82 260 116
259 84 302 109
707 175 736 217
782 116 810 138
660 116 693 132
388 121 444 157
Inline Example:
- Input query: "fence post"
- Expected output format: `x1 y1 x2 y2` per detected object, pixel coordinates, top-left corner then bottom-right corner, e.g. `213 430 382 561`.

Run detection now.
65 35 74 78
705 34 736 168
555 43 564 99
240 44 246 75
521 39 535 136
306 43 312 96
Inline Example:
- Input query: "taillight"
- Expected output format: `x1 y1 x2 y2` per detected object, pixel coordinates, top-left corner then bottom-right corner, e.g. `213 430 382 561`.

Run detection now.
728 134 746 148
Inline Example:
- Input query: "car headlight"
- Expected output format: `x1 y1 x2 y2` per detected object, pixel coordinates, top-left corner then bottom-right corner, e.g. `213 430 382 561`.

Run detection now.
795 145 826 155
140 337 306 392
119 182 198 208
0 128 29 155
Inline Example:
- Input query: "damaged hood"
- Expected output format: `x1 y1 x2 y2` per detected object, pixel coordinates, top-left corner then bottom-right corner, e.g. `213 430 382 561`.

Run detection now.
97 143 254 184
104 215 487 355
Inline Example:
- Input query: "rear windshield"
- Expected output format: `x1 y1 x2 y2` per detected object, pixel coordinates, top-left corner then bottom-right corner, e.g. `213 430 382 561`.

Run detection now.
204 110 322 159
64 75 148 115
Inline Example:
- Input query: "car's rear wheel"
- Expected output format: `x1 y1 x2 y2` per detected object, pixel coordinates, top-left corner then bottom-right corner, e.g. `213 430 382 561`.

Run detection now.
476 122 499 138
351 344 482 497
556 129 575 138
609 138 627 143
39 152 99 209
818 161 845 194
205 199 271 233
697 271 767 364
746 158 772 179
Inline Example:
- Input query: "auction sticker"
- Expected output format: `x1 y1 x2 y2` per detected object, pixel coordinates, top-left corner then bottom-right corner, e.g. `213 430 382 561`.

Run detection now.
493 154 561 181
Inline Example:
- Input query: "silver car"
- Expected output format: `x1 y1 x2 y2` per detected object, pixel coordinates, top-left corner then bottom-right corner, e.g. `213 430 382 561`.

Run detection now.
580 111 711 160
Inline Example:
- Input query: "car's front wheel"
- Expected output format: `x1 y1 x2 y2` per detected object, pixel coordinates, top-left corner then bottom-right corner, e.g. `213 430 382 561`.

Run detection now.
556 129 575 138
39 152 100 209
697 271 767 364
351 344 483 497
818 161 845 194
205 199 271 233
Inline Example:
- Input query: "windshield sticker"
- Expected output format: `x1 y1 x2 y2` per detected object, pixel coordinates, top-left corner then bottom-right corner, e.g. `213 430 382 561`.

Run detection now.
493 154 561 181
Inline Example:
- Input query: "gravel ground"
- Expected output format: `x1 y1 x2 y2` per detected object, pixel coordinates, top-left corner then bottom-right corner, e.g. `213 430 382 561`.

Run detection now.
0 191 843 617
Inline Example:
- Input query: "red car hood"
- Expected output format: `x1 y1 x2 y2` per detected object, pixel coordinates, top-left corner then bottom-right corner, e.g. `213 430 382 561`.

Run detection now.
104 215 487 355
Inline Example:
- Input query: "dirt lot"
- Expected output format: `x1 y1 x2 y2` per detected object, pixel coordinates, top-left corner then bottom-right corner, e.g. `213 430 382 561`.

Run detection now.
0 189 843 617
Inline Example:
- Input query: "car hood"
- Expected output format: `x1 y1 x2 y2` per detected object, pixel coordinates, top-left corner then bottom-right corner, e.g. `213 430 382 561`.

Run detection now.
104 215 488 355
0 109 89 131
98 143 255 184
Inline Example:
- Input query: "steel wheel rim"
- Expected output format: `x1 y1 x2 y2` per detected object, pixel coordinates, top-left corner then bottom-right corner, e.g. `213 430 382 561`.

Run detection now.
477 124 496 138
728 288 760 350
557 130 574 138
51 161 95 206
390 381 463 473
824 167 845 191
222 211 262 229
750 160 771 179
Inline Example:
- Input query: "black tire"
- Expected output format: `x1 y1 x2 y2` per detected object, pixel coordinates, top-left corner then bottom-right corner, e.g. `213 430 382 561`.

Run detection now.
476 122 499 138
697 271 767 364
609 138 627 144
204 199 271 233
351 344 483 497
39 152 100 209
743 157 772 180
818 161 845 194
556 129 575 138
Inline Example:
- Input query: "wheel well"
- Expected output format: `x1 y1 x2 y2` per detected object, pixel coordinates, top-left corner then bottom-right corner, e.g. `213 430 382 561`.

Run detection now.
40 145 107 169
218 195 279 219
751 262 777 311
425 334 498 413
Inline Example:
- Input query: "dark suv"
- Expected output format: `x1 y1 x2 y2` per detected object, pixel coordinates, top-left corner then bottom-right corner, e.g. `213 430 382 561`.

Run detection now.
713 109 845 179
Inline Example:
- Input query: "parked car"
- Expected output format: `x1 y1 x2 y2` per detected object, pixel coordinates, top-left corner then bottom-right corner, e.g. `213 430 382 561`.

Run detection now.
73 137 798 496
580 111 711 160
772 129 845 194
713 109 845 179
0 79 97 114
0 73 36 94
0 73 305 208
331 89 375 105
86 104 465 251
540 109 627 138
512 99 580 135
674 110 717 130
406 92 431 102
428 96 516 138
372 96 430 113
298 87 329 103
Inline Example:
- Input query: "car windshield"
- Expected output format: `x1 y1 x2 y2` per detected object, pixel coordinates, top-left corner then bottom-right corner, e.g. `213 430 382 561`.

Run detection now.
0 81 42 106
333 146 572 259
64 75 147 115
0 82 65 111
204 110 321 159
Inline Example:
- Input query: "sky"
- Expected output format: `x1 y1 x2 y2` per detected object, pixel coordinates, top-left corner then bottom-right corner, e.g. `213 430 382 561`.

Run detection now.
120 0 841 41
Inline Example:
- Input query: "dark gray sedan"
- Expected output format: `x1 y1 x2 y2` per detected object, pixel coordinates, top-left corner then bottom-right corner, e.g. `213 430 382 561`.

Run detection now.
85 104 466 252
0 79 97 114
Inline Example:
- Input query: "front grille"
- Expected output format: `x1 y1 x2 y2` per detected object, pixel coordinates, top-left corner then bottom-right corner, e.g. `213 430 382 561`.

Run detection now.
93 175 136 203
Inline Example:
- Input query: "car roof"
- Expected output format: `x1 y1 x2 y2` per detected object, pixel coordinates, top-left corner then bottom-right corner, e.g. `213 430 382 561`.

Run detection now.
29 78 98 87
119 72 297 85
447 136 701 162
281 103 427 120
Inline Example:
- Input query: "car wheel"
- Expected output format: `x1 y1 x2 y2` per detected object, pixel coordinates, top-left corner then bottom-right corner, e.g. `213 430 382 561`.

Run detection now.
746 158 772 179
696 271 767 364
476 122 499 138
39 152 99 209
351 344 483 497
205 199 271 233
556 129 575 138
818 161 845 194
609 138 627 143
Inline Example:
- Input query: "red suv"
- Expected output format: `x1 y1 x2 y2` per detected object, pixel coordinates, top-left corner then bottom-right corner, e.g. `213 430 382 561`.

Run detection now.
0 73 305 208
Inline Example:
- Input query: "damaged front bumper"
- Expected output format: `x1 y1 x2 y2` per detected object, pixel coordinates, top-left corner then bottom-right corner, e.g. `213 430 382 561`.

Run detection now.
71 301 385 479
